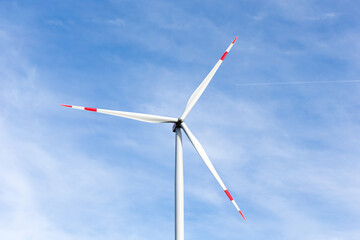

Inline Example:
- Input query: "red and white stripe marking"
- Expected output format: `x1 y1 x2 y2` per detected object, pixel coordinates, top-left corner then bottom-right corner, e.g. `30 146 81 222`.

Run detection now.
224 189 246 221
220 36 238 62
179 36 239 120
61 104 98 112
181 123 246 221
60 104 178 123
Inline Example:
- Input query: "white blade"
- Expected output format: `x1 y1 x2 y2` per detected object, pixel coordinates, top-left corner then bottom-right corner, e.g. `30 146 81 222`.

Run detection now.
181 123 246 220
179 37 238 121
60 104 178 123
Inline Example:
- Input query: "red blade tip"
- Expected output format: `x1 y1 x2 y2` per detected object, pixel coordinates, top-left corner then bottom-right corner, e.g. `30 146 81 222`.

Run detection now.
60 104 72 108
239 210 246 221
232 36 238 44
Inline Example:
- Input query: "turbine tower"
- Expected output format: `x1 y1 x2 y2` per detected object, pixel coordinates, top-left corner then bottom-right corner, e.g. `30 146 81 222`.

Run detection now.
61 36 245 240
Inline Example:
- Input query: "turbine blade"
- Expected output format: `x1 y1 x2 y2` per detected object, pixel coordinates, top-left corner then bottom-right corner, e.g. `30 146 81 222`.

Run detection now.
60 104 178 123
179 37 238 121
181 123 246 221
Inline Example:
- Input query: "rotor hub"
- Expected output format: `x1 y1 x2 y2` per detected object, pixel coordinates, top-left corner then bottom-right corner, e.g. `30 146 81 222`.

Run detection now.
172 119 183 132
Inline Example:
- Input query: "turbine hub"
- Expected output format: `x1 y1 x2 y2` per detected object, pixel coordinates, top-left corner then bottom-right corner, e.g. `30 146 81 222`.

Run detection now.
172 119 183 132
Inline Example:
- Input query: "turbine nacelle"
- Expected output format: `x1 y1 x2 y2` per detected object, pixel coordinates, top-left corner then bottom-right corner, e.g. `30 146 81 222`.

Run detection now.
172 119 184 132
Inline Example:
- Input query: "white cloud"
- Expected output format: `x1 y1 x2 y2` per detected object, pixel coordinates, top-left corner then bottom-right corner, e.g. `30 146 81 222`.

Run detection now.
107 18 125 26
306 12 339 21
1 1 359 239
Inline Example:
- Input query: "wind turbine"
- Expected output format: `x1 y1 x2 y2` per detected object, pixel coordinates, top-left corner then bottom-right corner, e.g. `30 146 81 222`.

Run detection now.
61 36 245 240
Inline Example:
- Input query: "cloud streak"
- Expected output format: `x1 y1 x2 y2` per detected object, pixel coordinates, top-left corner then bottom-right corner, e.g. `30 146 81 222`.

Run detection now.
0 0 359 239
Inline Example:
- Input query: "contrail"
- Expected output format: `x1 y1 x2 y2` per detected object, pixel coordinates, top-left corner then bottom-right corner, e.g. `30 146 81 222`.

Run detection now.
237 80 360 86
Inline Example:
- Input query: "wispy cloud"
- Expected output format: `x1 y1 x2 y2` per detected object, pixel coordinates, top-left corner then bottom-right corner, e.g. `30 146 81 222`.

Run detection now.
44 19 65 27
306 12 340 21
0 0 359 239
107 18 125 26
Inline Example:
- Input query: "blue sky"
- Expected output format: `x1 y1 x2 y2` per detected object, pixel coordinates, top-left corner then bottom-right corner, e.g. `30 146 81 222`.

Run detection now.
1 0 360 239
